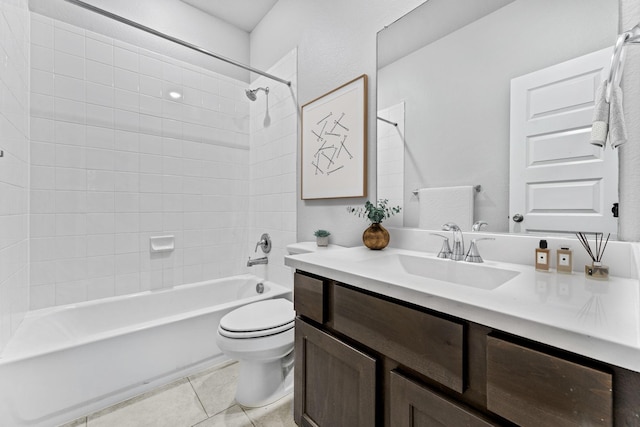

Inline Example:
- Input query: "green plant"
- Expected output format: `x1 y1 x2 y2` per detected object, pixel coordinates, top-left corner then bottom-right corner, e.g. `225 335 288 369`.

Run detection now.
347 199 402 224
314 229 331 237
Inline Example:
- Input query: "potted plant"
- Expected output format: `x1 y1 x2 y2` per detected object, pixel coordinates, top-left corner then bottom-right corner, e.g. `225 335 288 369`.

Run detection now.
347 199 401 250
314 229 331 247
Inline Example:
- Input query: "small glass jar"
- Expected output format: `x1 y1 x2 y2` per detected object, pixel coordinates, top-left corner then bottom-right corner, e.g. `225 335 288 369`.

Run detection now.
585 262 609 281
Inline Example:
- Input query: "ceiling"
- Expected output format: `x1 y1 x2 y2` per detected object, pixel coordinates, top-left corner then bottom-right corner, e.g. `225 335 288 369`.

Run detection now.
180 0 278 32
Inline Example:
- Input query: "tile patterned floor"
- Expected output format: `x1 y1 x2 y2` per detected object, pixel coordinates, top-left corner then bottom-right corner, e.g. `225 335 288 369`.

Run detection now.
61 361 296 427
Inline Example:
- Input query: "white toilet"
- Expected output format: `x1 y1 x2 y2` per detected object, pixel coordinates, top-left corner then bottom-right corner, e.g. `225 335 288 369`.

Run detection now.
215 298 295 407
216 242 343 408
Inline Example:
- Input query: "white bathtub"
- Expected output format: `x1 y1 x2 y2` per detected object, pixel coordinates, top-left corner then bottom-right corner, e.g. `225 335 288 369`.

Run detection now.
0 274 291 427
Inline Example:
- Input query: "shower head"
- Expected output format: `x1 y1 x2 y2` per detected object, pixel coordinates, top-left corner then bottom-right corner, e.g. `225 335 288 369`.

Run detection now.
245 86 269 101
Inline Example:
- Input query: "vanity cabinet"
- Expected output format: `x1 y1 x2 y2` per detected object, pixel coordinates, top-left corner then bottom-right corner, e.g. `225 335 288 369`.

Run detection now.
293 271 640 427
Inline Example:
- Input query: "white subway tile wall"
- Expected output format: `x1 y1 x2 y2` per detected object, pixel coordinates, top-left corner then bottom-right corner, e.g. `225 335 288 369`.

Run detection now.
248 50 298 288
0 0 30 352
29 13 256 309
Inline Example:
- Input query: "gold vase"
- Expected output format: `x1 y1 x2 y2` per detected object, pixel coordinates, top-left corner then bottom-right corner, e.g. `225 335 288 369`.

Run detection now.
363 223 390 250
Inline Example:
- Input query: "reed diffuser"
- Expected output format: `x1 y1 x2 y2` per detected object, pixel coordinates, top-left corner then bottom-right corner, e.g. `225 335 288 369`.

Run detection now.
576 232 610 280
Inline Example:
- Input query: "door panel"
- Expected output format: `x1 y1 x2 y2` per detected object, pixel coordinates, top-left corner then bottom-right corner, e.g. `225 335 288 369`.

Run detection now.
510 47 617 234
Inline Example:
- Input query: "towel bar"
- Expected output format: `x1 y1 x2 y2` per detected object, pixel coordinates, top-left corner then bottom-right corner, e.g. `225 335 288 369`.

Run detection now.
412 185 481 197
606 23 640 102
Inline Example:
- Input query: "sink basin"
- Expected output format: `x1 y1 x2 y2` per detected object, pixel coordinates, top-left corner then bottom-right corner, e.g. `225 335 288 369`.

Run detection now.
360 253 520 290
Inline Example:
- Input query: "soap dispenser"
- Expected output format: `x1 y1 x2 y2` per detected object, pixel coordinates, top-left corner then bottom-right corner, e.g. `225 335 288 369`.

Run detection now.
535 240 550 271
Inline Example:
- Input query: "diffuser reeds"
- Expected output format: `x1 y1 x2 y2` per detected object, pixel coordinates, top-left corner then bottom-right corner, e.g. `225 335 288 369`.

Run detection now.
575 232 610 263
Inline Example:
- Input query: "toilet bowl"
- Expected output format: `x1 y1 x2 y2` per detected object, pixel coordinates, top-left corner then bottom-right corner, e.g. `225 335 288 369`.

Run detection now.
216 298 295 407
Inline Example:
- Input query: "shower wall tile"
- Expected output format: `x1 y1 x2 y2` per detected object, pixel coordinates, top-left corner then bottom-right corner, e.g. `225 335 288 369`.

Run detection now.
29 13 252 309
0 0 29 353
246 48 298 290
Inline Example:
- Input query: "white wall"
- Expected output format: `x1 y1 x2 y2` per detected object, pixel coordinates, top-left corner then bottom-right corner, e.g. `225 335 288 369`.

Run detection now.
0 0 30 352
29 0 251 82
251 0 425 247
29 13 252 308
246 49 297 289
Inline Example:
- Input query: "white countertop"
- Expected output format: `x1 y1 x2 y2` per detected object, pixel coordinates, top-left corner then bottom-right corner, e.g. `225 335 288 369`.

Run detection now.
285 246 640 372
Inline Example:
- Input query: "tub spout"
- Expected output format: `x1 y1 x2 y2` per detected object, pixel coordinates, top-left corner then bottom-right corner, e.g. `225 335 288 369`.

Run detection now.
247 256 268 267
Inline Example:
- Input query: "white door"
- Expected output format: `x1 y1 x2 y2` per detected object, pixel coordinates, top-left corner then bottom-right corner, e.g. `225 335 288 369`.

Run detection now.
509 47 618 235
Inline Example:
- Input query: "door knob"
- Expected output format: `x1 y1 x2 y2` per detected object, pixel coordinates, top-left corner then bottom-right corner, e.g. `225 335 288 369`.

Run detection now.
512 213 524 223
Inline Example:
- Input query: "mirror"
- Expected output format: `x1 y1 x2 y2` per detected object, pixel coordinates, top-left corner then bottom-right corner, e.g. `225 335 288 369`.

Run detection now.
377 0 618 232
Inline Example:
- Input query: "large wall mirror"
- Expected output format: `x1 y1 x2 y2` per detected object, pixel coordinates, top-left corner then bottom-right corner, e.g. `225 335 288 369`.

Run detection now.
377 0 618 233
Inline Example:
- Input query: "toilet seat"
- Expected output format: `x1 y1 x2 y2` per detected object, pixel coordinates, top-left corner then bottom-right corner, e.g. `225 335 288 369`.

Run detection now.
219 299 294 339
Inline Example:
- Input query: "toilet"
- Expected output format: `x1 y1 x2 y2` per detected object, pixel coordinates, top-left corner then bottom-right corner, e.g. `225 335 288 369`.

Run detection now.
215 298 295 407
216 242 344 407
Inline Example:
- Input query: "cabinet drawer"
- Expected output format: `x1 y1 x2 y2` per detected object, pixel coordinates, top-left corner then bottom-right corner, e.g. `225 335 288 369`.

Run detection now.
332 284 464 393
486 336 612 427
390 371 497 427
294 273 326 324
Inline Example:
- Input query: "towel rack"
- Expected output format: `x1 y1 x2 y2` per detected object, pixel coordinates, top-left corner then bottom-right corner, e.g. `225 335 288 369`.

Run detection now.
606 23 640 102
412 185 481 197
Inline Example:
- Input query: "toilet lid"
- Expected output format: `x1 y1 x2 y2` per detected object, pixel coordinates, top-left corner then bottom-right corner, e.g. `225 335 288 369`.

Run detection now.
219 299 294 337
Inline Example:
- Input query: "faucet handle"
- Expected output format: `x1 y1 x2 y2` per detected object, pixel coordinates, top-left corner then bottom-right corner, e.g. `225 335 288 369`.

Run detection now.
430 233 452 259
255 233 272 253
441 222 460 231
472 221 488 231
464 238 495 263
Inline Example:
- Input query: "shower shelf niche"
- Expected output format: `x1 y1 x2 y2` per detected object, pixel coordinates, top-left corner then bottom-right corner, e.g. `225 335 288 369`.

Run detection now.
149 235 175 253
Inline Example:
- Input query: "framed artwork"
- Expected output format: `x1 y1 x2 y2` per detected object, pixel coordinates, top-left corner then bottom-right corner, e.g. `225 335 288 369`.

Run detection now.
301 74 368 199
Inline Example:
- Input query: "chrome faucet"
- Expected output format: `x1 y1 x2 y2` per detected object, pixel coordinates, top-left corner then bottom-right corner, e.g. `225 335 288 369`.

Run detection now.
442 223 464 261
248 232 271 266
430 233 452 259
247 256 268 267
464 238 495 263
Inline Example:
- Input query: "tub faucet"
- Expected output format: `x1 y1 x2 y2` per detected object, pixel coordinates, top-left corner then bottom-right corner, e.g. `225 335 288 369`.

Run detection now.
247 256 268 267
442 222 464 261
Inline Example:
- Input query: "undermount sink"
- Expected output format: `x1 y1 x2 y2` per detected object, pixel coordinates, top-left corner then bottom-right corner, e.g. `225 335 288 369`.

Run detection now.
360 253 520 290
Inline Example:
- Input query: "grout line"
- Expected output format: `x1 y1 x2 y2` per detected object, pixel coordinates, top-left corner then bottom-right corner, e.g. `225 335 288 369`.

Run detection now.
239 406 258 427
187 376 210 419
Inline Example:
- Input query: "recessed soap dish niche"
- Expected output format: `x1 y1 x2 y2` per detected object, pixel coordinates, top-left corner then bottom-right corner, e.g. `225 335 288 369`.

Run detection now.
149 235 175 253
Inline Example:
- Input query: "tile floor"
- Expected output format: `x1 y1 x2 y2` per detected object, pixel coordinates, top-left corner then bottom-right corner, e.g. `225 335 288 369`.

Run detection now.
61 361 296 427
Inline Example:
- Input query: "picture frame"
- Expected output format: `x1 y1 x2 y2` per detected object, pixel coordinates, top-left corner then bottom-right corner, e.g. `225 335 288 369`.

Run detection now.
301 74 368 200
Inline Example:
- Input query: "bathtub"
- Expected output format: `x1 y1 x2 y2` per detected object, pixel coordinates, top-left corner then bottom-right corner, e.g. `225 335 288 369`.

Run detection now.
0 274 291 427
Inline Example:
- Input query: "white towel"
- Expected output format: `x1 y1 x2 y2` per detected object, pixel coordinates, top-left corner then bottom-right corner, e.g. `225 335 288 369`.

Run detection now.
590 81 609 147
590 80 627 148
608 83 627 148
418 186 474 231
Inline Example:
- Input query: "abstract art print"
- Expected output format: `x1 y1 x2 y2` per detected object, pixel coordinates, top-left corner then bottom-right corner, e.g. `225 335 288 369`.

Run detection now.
301 75 368 199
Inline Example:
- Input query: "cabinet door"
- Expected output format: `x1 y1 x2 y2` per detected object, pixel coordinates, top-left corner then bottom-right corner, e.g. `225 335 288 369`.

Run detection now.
294 319 377 427
390 371 497 427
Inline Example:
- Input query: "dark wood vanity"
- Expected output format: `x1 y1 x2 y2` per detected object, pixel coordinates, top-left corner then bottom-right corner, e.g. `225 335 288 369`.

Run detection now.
293 271 640 427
